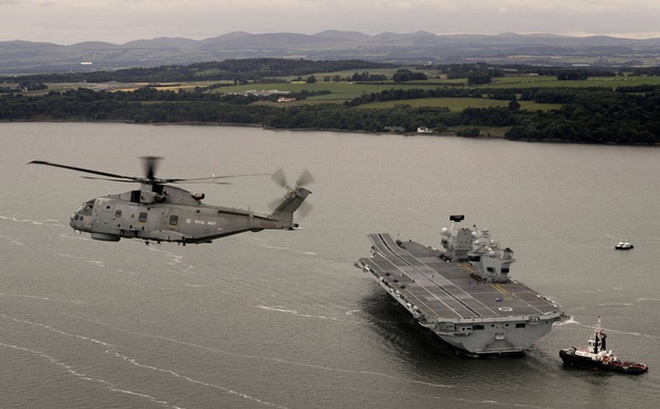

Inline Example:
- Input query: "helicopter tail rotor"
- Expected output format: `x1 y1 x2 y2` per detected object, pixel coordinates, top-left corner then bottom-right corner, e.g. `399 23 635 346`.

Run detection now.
271 168 314 192
269 168 314 219
271 168 289 190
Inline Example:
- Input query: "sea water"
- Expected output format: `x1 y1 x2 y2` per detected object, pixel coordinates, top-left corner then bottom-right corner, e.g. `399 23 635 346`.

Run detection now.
1 122 659 408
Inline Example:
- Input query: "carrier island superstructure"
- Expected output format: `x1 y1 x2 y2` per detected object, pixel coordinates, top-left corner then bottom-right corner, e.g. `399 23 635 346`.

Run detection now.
356 215 564 356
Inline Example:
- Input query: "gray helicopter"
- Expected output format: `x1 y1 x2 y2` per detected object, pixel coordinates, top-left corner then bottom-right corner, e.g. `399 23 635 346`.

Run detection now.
29 157 312 245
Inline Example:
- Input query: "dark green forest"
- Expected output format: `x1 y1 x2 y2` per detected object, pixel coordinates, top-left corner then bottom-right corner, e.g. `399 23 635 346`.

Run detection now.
3 85 660 144
4 59 395 84
2 58 660 145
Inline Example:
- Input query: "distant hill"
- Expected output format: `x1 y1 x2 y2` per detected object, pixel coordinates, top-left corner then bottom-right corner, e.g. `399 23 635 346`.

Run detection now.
1 31 660 74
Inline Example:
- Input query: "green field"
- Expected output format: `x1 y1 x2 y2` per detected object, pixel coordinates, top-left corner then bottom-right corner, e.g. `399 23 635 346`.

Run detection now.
486 75 660 89
32 72 660 113
358 97 562 111
211 74 660 106
213 80 457 102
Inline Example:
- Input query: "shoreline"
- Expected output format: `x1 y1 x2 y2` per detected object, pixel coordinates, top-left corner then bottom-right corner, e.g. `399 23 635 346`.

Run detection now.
2 119 658 147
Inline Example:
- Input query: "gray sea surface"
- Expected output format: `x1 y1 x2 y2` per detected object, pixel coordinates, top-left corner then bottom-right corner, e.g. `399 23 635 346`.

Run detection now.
1 122 659 408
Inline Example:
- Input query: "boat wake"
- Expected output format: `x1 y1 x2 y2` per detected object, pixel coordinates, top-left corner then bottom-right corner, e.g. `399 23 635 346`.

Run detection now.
0 313 289 409
597 302 634 308
0 292 82 304
255 305 341 322
144 244 186 267
0 234 24 246
638 297 660 302
0 213 65 228
251 236 317 256
554 316 580 326
0 341 188 409
558 317 660 340
81 317 457 390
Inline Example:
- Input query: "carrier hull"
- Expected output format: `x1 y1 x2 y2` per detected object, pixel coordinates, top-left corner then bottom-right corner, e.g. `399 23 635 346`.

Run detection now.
358 231 563 356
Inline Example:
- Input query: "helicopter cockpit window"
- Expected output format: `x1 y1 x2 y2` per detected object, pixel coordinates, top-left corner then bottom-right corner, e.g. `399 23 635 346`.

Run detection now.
138 212 148 223
82 200 94 216
169 215 179 226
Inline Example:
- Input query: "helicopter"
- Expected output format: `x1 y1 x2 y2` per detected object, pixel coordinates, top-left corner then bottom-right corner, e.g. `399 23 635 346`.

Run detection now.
29 157 312 245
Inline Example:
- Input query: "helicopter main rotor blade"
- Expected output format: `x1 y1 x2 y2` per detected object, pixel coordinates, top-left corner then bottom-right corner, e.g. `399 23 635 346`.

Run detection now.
82 176 141 183
141 156 161 181
31 159 272 186
166 172 272 184
29 160 138 181
172 180 234 185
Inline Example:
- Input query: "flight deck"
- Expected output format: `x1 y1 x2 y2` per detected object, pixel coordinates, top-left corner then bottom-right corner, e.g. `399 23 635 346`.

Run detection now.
357 217 563 355
361 233 559 321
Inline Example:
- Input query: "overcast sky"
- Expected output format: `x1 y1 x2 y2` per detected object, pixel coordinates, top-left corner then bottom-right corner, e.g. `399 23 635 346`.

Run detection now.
2 0 660 45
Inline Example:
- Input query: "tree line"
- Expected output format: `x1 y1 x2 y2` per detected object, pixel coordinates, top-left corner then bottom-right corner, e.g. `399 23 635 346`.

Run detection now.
2 59 395 84
4 58 652 86
3 57 660 145
3 84 660 144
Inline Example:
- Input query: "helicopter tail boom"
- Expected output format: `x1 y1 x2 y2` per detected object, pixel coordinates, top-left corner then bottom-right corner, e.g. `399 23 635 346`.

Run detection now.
268 187 312 228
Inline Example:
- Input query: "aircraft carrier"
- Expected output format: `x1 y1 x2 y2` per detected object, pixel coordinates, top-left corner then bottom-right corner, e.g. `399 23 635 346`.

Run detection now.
356 215 564 356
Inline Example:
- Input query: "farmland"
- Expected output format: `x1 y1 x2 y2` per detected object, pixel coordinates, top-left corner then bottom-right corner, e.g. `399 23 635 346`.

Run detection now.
3 59 660 145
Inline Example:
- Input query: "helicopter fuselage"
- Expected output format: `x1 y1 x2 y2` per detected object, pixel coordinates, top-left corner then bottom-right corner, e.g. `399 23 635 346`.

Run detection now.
30 158 312 245
69 184 310 244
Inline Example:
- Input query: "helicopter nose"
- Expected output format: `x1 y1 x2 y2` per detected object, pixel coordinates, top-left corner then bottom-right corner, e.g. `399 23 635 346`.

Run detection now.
70 210 81 229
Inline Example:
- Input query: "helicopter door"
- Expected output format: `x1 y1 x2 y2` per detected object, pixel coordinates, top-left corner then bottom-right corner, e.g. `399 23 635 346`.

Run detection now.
111 204 142 232
92 198 116 234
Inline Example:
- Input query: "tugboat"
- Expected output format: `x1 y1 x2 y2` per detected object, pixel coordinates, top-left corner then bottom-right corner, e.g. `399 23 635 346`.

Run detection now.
559 317 648 374
615 241 634 250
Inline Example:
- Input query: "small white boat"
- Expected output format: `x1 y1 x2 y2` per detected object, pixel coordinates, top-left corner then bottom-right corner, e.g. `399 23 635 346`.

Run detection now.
615 241 634 250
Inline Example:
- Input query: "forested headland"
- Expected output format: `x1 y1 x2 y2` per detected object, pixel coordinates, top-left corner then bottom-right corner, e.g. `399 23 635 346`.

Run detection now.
2 58 660 145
